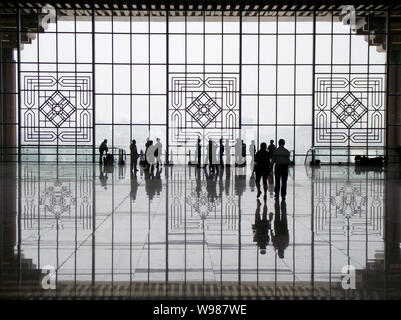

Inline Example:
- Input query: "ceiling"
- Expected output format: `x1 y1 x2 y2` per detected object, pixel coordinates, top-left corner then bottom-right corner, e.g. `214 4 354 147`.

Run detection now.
0 1 399 12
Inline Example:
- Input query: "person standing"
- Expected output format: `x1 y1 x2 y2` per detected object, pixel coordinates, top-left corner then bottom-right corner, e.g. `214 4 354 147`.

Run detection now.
224 138 231 166
219 138 224 167
249 140 256 171
254 142 271 198
99 139 108 164
130 139 139 172
272 139 290 200
145 138 153 171
267 140 276 156
154 138 162 167
197 138 202 168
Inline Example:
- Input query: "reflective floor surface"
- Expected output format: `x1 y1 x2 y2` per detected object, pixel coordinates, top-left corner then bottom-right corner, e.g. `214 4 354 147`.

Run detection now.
0 162 400 299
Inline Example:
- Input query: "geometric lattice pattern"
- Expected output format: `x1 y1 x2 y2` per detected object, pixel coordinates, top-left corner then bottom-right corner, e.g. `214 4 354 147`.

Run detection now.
314 74 385 146
21 74 92 144
22 166 93 231
312 166 383 238
169 73 239 154
187 92 222 128
332 92 367 128
39 91 76 127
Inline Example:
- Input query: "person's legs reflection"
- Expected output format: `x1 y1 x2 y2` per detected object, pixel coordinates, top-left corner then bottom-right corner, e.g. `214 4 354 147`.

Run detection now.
274 166 281 199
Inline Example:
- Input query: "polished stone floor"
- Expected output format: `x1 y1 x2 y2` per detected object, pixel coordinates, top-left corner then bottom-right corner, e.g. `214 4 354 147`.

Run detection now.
0 162 400 299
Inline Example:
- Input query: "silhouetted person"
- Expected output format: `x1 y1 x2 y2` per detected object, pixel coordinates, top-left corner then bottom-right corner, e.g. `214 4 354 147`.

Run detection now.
252 199 272 255
130 139 139 172
99 139 108 164
272 139 290 199
139 149 145 166
219 138 224 166
225 138 231 166
234 138 243 166
197 138 202 168
271 199 289 259
267 140 276 157
205 139 218 172
145 138 153 171
154 138 162 167
242 140 246 165
249 140 256 171
254 142 271 199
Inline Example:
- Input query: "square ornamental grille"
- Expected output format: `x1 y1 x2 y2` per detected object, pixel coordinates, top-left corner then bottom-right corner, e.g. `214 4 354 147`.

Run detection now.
39 91 76 128
332 92 367 129
187 92 222 128
169 73 240 152
21 74 92 145
314 74 385 146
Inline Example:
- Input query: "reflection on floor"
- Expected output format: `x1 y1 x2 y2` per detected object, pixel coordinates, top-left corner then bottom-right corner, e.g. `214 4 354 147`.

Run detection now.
0 163 400 299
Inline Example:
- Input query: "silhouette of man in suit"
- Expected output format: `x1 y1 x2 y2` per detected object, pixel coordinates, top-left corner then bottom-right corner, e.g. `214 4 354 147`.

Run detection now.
130 139 139 172
254 142 271 199
272 139 290 200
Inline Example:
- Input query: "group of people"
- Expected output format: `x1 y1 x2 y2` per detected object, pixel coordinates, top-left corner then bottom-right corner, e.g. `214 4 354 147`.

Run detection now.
100 136 290 199
195 137 247 170
98 138 163 173
254 139 290 200
131 137 163 172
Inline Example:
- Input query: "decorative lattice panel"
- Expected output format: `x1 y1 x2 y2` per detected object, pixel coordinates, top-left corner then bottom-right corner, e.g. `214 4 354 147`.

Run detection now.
314 74 385 146
21 74 92 144
168 74 240 150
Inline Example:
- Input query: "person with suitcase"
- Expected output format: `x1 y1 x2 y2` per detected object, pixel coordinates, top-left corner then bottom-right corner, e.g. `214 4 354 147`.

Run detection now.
99 139 108 164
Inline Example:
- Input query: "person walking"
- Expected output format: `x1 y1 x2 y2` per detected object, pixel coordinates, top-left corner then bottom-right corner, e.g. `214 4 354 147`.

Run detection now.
130 139 139 172
272 139 290 200
254 142 271 199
